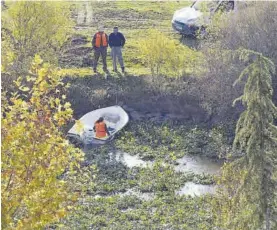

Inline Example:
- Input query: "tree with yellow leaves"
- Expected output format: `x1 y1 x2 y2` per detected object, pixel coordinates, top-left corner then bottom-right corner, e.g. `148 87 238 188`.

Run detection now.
1 55 86 229
1 1 73 81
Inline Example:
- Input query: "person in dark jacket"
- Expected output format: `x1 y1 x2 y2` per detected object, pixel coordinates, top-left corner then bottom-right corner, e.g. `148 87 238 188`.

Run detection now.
109 26 126 73
92 26 109 73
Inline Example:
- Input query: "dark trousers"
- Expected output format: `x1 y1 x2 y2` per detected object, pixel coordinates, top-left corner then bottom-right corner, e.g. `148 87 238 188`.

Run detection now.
93 47 107 71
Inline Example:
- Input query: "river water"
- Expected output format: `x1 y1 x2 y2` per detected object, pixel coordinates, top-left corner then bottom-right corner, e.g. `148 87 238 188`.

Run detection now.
113 151 223 197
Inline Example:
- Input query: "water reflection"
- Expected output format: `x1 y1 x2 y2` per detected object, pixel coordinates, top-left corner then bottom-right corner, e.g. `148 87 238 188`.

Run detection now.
177 182 216 197
114 152 223 175
175 155 223 175
106 152 222 198
113 152 152 168
121 188 155 201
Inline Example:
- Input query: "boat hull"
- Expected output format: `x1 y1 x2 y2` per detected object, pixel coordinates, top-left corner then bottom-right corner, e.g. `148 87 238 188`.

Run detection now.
67 106 129 145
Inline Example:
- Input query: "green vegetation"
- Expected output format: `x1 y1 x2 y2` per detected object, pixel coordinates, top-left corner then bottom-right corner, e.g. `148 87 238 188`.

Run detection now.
214 50 277 230
56 137 216 229
59 0 190 76
138 29 203 79
1 56 87 229
2 1 277 229
115 122 230 160
58 194 213 230
1 2 72 78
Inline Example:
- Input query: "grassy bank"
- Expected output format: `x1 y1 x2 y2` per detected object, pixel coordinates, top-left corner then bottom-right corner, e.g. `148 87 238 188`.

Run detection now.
60 1 239 125
60 1 191 72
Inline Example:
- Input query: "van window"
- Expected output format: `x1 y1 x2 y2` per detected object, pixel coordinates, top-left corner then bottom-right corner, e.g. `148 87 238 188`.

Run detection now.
193 0 219 12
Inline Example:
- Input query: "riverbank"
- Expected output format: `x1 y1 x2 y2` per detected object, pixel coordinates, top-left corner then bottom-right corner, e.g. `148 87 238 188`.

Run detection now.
60 0 241 125
57 121 227 229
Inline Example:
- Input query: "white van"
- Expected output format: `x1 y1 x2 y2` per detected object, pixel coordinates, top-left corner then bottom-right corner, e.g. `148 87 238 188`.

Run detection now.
172 0 235 36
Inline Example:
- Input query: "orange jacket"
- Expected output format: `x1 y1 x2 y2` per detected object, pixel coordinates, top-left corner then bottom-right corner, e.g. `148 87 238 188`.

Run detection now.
93 32 108 48
94 121 108 138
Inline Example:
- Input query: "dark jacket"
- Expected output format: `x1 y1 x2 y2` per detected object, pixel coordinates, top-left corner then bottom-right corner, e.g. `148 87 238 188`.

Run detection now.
92 32 109 48
109 32 126 47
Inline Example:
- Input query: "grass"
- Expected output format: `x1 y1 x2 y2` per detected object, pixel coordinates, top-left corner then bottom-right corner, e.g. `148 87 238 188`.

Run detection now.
62 0 192 75
59 67 93 77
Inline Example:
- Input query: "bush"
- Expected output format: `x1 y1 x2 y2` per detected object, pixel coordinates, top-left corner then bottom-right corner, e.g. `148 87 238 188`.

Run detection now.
198 2 277 121
138 29 203 79
1 1 73 81
1 56 85 229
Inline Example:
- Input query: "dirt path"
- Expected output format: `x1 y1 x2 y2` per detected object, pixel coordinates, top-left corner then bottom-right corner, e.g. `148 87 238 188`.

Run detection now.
85 2 94 25
76 3 85 25
76 2 94 26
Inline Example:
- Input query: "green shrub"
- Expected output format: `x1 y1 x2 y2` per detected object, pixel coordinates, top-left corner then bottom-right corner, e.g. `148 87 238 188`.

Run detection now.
2 2 73 77
138 29 204 79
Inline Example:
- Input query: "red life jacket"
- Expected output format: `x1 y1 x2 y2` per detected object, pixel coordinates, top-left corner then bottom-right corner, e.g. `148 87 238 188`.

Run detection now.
95 32 108 48
95 121 107 138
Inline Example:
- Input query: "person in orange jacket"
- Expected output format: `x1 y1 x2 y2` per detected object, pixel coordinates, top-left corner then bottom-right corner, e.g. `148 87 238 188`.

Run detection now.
93 117 110 138
92 26 109 73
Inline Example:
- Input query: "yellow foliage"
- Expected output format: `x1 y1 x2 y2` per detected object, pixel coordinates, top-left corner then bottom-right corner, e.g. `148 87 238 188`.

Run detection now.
138 29 204 79
75 120 85 133
1 56 85 229
1 1 73 74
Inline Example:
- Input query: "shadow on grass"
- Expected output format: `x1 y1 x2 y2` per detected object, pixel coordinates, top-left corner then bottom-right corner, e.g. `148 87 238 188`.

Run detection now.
64 73 207 122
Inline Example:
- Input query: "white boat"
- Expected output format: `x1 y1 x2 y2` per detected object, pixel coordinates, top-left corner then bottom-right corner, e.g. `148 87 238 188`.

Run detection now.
67 106 129 145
